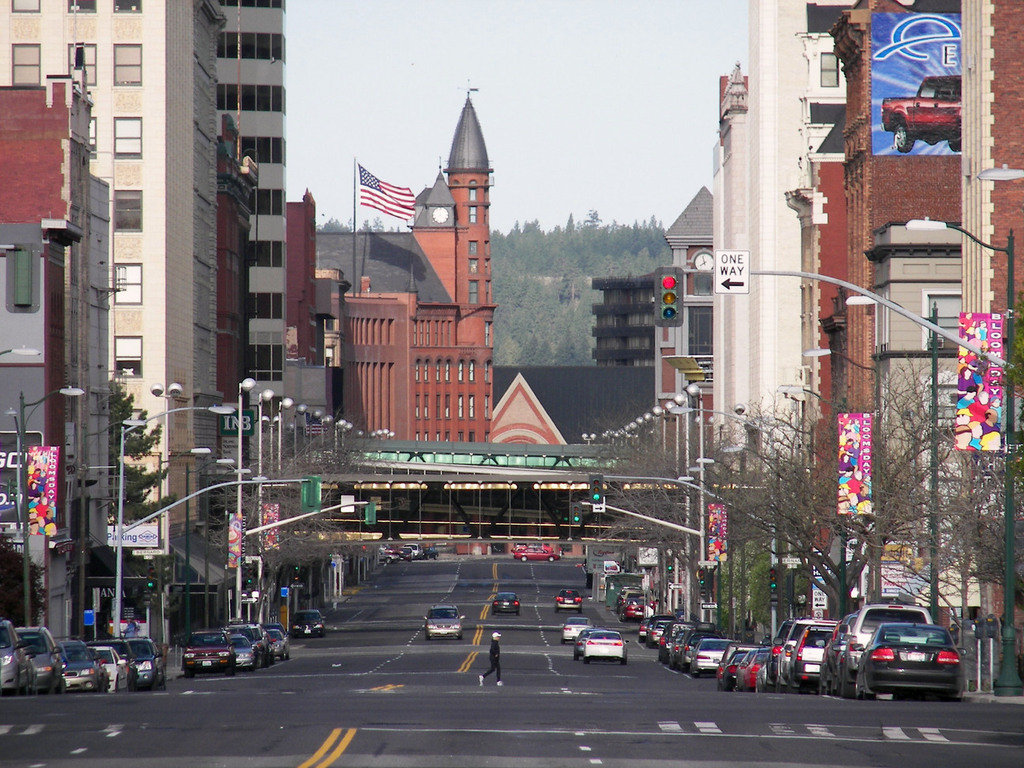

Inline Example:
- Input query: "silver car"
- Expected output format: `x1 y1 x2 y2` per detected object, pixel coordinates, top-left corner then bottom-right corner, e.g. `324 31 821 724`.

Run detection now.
266 627 290 660
16 626 63 694
561 616 592 644
1 619 33 695
424 605 463 640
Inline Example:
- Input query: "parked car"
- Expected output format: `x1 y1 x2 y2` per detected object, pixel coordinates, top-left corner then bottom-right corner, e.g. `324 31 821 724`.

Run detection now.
399 544 422 561
581 629 628 665
856 622 963 701
492 592 521 615
266 627 290 660
16 626 63 694
379 545 403 563
659 622 692 664
639 615 673 645
774 619 836 692
675 629 723 672
126 637 166 690
647 618 674 649
717 642 757 691
181 629 237 677
58 640 106 693
819 613 857 696
615 588 644 614
555 588 584 612
289 610 326 639
783 624 835 692
87 639 139 690
0 619 33 696
689 637 731 677
737 647 771 692
226 622 273 668
513 543 560 562
230 635 258 671
424 605 463 640
421 546 439 560
836 603 933 699
561 616 592 644
90 646 129 692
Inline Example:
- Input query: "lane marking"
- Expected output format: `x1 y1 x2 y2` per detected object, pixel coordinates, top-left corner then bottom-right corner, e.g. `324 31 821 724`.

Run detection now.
807 725 833 738
297 728 343 768
316 727 357 768
368 684 403 692
920 728 948 742
694 722 721 734
0 726 10 736
472 624 485 645
579 745 592 751
769 723 795 736
883 726 910 740
589 760 603 765
457 651 480 673
21 724 43 735
70 748 87 755
103 724 123 738
659 721 683 732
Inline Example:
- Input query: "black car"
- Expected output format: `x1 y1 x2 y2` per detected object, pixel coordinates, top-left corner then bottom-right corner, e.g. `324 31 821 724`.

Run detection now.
491 592 520 615
86 639 140 691
856 622 964 701
291 609 326 638
125 637 166 690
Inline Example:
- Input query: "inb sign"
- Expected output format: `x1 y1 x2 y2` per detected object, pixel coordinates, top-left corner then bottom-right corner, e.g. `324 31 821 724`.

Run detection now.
714 250 749 295
219 409 255 437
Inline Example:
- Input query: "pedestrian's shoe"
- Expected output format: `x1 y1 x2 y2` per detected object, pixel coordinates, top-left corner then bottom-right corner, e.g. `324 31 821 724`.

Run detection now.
496 681 503 686
479 675 484 686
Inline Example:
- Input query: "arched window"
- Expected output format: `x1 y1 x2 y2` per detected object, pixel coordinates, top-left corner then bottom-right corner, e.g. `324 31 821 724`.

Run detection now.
468 360 476 382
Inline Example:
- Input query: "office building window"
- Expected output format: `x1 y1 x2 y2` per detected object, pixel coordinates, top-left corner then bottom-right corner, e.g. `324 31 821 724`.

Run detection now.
458 395 464 418
67 43 96 85
114 0 142 11
414 395 420 419
115 336 142 377
239 135 285 165
248 240 284 268
468 241 478 255
688 306 713 356
423 396 429 420
922 292 961 350
469 206 478 224
694 272 713 296
113 190 142 231
435 360 441 382
485 360 491 383
821 53 840 88
468 259 479 276
468 281 479 304
248 338 283 379
114 264 142 304
218 32 284 62
113 44 142 86
254 188 283 216
88 117 97 155
445 360 451 382
468 361 475 382
444 395 451 419
484 395 490 418
13 0 40 11
217 83 285 113
68 1 96 11
485 322 491 346
248 292 282 319
414 360 420 382
468 395 475 419
12 44 40 86
458 361 464 381
468 185 477 202
113 118 142 157
435 395 441 419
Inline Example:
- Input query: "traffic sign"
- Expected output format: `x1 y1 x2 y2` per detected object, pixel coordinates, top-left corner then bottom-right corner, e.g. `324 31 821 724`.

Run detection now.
701 602 718 610
698 559 718 568
714 250 749 294
781 556 801 568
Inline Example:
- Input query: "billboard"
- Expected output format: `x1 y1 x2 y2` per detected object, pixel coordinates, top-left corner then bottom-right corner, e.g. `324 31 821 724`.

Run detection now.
871 13 961 156
956 312 1004 451
838 413 873 516
707 504 727 562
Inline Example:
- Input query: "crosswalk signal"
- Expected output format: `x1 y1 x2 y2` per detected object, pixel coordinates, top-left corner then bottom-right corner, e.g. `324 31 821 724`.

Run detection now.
654 266 685 327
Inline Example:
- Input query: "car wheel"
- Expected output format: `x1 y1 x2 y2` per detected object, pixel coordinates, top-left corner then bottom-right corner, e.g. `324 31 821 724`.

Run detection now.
839 671 856 699
183 668 195 678
520 556 528 562
547 556 555 562
583 656 591 664
620 657 627 666
893 120 914 153
855 677 874 701
226 663 236 677
948 138 961 152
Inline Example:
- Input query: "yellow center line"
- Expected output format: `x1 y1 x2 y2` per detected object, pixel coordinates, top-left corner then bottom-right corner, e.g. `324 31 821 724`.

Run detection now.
315 728 357 768
479 602 491 621
297 728 343 768
492 562 498 580
472 624 484 645
457 650 479 672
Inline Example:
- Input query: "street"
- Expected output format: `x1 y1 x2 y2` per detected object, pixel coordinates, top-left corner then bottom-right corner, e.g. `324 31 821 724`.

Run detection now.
2 557 1023 768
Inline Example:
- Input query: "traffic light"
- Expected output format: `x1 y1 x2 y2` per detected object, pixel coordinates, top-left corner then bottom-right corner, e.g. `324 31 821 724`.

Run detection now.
588 474 605 511
243 561 256 589
301 475 322 513
363 501 377 526
654 266 685 327
570 502 582 524
146 565 156 592
769 566 779 598
666 561 674 574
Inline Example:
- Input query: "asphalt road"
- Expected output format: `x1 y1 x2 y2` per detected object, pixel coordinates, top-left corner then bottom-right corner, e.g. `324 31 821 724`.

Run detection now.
2 557 1024 767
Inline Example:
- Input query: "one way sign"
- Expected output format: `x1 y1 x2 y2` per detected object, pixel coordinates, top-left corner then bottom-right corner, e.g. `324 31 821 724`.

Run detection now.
715 250 749 294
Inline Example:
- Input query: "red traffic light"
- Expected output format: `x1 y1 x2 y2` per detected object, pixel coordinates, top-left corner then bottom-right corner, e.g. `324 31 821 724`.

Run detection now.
661 274 678 290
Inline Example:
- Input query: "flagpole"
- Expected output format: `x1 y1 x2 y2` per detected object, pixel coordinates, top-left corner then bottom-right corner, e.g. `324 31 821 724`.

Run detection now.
352 158 358 296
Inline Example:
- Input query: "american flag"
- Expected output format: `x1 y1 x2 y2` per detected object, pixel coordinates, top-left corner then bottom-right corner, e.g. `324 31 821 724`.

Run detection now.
358 164 415 220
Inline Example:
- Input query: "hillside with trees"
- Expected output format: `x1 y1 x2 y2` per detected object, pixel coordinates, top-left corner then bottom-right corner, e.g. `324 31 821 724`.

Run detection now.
491 212 669 365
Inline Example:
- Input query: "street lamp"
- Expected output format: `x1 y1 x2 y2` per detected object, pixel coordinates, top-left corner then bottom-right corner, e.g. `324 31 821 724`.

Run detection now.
235 378 256 619
0 347 40 358
907 213 1023 696
8 386 84 624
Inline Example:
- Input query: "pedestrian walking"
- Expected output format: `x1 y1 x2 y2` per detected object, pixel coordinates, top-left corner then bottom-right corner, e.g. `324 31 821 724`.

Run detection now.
479 631 502 686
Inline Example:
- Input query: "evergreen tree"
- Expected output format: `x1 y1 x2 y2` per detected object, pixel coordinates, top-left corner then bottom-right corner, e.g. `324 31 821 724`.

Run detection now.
108 381 167 522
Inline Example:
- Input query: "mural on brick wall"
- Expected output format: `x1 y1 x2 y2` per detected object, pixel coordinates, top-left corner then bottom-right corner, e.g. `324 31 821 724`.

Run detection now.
872 13 962 156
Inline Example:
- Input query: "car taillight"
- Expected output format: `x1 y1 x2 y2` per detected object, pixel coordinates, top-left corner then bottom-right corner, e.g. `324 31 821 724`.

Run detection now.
514 601 519 606
937 650 960 665
751 663 762 673
727 664 737 673
796 646 805 660
771 645 782 656
870 647 895 662
660 637 667 647
612 641 623 647
574 597 582 603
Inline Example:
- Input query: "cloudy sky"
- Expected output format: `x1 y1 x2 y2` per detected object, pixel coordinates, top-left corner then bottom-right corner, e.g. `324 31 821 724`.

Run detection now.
286 0 748 233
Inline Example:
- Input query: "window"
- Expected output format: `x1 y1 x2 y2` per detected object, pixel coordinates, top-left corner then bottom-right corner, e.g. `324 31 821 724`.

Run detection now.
115 336 142 377
71 43 96 85
485 360 491 383
458 360 464 381
469 206 478 224
13 0 40 11
414 360 420 382
248 338 283 379
469 260 479 276
468 395 475 419
444 395 451 419
694 272 713 296
445 360 451 382
254 188 283 216
88 118 97 154
468 185 477 202
688 306 713 356
239 136 285 165
218 32 285 62
113 190 142 231
485 322 491 346
923 292 961 350
113 45 142 86
12 44 40 86
248 240 283 268
113 118 142 157
468 241 478 255
114 264 142 304
68 0 96 10
435 360 441 382
114 0 142 11
469 361 475 382
248 292 282 319
423 396 429 420
435 395 441 419
218 83 285 113
484 394 490 418
468 281 479 304
414 395 420 419
821 53 840 88
458 395 464 418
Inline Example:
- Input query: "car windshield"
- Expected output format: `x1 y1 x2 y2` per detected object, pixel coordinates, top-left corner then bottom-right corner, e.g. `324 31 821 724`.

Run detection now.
565 618 590 627
877 625 952 646
802 629 832 648
128 640 153 657
230 636 251 649
428 608 458 619
19 633 48 653
93 648 115 663
188 632 226 647
295 612 321 622
62 646 91 663
267 629 284 640
697 639 730 650
862 608 927 631
0 627 11 647
105 641 130 656
496 593 516 600
589 631 621 641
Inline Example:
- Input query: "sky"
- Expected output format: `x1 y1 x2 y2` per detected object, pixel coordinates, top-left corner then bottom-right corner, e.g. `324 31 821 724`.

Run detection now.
285 1 748 234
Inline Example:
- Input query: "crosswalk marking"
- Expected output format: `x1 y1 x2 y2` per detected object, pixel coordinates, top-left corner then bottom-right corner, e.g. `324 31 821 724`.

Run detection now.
807 725 833 738
658 721 683 732
694 721 721 734
883 726 911 740
20 724 42 736
919 728 948 742
0 726 10 736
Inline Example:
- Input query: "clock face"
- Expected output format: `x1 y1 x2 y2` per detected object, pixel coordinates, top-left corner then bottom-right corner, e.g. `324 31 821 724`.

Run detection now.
431 207 450 224
694 252 714 272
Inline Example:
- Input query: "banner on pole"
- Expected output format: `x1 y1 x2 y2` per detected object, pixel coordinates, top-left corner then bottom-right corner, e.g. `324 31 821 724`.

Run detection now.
956 312 1003 451
838 413 872 516
261 502 280 549
707 503 727 561
227 511 243 568
27 446 60 535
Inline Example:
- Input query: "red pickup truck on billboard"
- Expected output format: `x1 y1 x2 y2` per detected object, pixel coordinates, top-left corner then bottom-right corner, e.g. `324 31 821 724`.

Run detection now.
881 75 961 153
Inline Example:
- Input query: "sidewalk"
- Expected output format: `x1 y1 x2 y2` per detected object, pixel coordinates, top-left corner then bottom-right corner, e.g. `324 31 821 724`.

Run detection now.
964 690 1024 704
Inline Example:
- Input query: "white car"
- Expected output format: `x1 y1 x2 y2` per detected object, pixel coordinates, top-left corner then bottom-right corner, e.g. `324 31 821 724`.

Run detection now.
90 646 128 692
689 637 731 677
581 630 628 665
561 616 592 644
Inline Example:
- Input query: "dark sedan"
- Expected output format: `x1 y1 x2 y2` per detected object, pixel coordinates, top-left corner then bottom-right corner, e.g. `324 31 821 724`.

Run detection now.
492 592 521 615
856 622 964 701
291 609 326 639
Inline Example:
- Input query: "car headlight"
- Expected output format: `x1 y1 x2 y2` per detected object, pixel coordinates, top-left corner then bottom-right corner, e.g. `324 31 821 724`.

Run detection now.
137 661 152 671
184 652 195 658
1 653 12 665
218 651 230 657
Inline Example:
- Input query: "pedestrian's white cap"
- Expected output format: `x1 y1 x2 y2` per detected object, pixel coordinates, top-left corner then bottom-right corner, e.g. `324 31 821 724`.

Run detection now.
492 632 501 639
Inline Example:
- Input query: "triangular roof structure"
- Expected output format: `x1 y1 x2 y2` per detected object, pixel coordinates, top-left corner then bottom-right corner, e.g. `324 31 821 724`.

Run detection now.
446 96 491 173
490 373 566 444
665 186 713 248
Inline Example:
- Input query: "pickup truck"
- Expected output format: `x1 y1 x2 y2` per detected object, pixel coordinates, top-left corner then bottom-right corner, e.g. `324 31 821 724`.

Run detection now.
880 75 961 153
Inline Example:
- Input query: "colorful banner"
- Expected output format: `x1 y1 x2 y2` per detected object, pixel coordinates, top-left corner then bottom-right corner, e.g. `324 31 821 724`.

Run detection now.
956 312 1004 451
838 413 872 516
227 511 243 569
707 504 727 562
871 13 962 156
261 502 280 550
27 446 59 535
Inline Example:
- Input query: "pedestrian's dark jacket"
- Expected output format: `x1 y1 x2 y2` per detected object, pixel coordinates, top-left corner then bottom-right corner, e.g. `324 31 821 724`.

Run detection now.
489 639 500 663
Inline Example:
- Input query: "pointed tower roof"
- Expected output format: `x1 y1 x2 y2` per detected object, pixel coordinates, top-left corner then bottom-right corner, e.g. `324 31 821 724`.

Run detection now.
665 187 713 248
446 96 491 173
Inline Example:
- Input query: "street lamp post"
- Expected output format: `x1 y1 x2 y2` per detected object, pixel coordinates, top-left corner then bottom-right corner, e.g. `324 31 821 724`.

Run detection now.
236 378 256 619
8 386 84 625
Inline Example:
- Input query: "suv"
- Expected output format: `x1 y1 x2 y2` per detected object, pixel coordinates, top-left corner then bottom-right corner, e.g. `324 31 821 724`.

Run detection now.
424 605 464 640
0 619 33 696
555 588 583 612
784 623 836 692
182 629 236 677
774 619 836 692
836 603 933 698
290 610 326 639
16 626 63 694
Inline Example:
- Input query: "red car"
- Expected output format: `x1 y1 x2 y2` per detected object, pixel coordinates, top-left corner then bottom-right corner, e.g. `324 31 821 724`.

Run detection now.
555 588 583 612
619 598 644 622
182 629 236 678
736 647 770 692
513 544 560 562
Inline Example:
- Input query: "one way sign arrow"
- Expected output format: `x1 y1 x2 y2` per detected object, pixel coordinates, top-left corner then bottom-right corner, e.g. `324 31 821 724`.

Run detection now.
715 250 750 295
